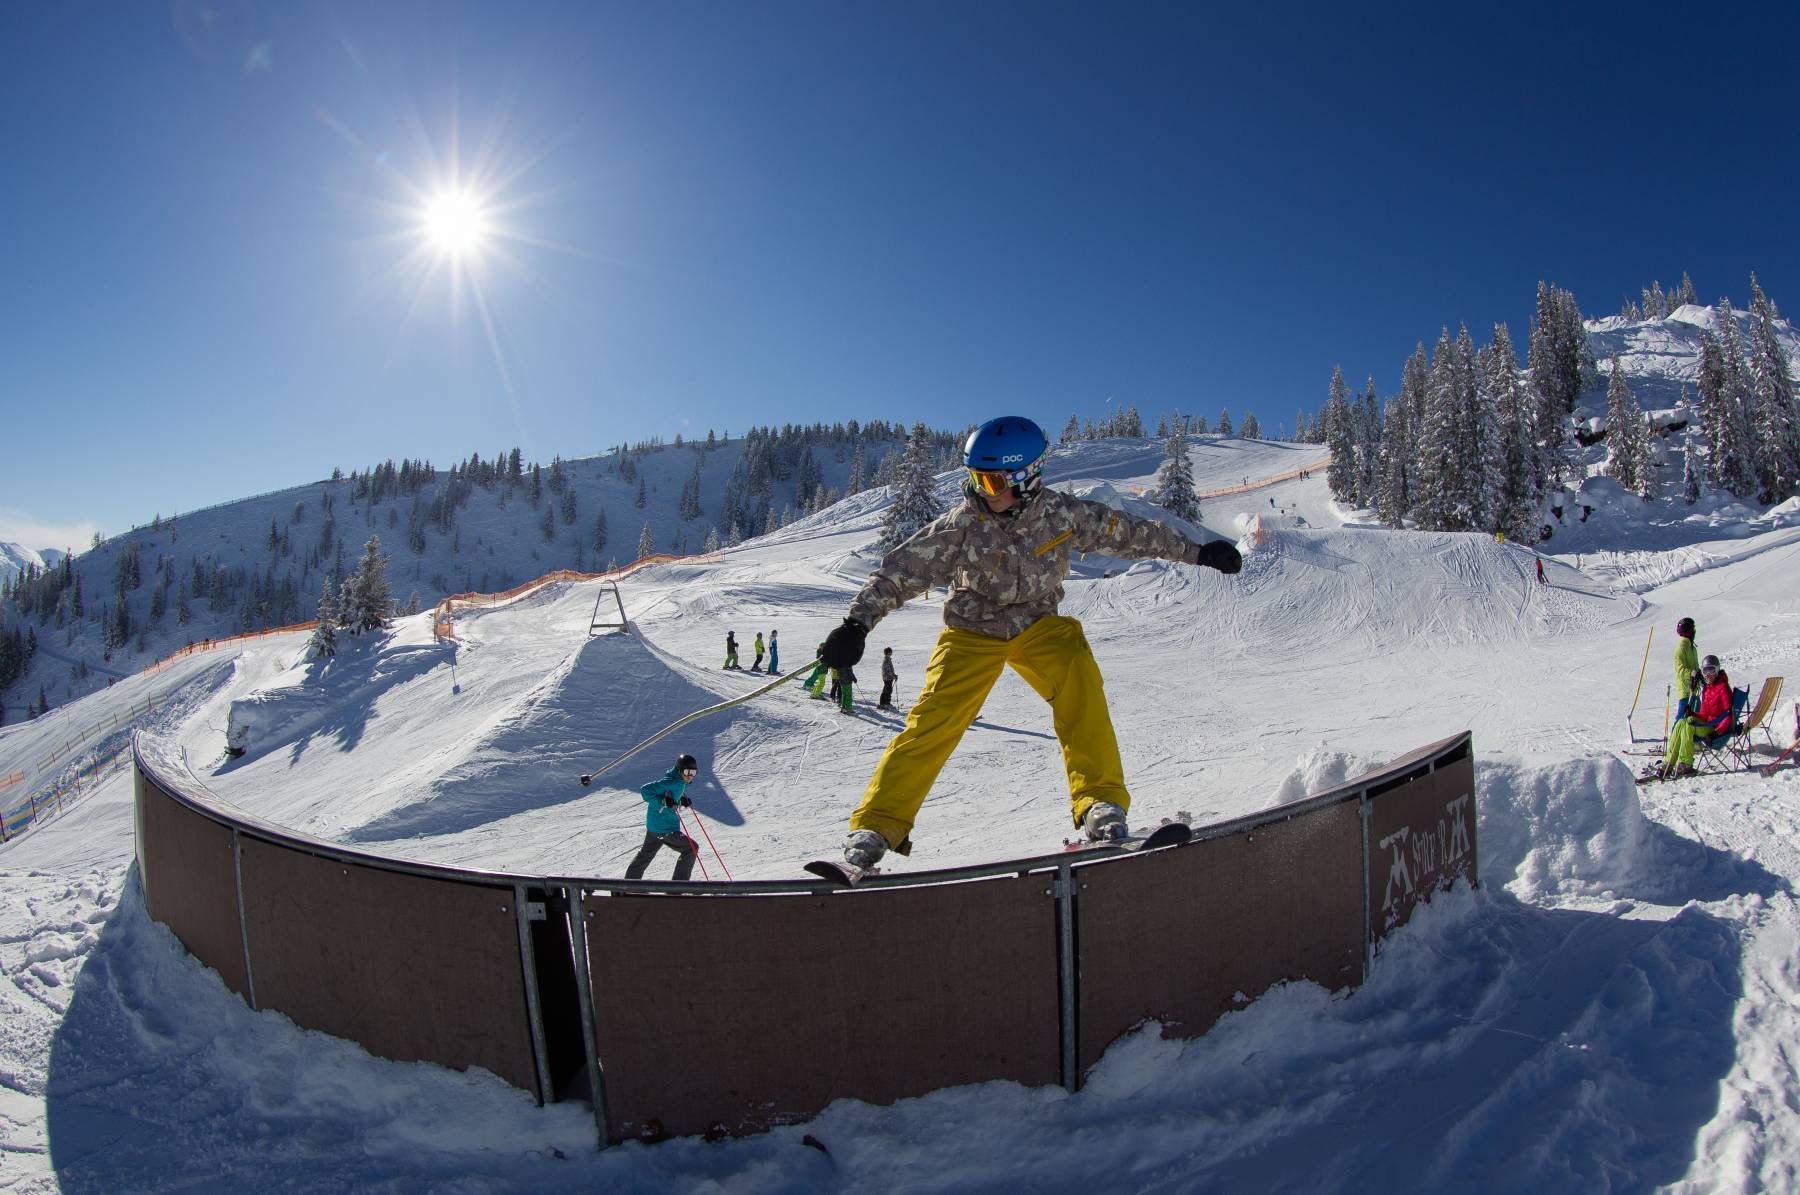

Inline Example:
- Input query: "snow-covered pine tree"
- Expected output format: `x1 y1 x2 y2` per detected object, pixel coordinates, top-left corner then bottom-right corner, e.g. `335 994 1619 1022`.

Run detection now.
1356 379 1381 506
343 535 394 633
591 510 608 554
1488 323 1541 540
1150 419 1201 522
1603 358 1645 494
703 527 721 554
881 422 944 549
637 521 655 560
1375 394 1411 527
1712 298 1760 497
1241 411 1261 439
1323 366 1356 504
1061 414 1080 443
847 442 866 496
1216 408 1233 437
1192 412 1208 435
1468 335 1506 531
1678 272 1699 308
1682 446 1701 505
1747 274 1800 502
1412 328 1462 531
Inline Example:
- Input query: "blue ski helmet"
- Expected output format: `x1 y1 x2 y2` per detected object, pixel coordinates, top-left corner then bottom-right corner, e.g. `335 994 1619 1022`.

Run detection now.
963 416 1049 506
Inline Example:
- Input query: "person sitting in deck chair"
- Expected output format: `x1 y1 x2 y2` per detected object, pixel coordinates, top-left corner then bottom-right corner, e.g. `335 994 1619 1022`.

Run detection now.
1654 654 1734 780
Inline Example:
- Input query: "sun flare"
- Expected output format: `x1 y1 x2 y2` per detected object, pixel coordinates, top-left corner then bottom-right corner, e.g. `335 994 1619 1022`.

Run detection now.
422 190 487 256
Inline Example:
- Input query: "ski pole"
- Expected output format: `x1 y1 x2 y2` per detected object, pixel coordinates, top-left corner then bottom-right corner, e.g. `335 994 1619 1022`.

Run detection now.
685 806 732 881
577 658 823 787
674 806 712 881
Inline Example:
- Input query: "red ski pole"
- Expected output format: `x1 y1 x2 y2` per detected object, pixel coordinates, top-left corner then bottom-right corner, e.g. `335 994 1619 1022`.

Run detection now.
674 806 714 880
682 805 732 881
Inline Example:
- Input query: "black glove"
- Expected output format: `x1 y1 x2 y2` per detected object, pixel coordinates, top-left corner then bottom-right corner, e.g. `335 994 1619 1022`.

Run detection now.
679 795 692 807
1196 541 1242 575
660 796 676 808
820 618 867 668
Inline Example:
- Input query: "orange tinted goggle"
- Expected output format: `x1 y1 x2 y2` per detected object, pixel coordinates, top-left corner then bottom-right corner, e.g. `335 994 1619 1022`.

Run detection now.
968 465 1035 496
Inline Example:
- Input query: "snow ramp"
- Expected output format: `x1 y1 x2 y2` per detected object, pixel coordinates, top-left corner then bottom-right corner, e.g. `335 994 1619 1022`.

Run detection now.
1066 526 1638 665
342 625 767 843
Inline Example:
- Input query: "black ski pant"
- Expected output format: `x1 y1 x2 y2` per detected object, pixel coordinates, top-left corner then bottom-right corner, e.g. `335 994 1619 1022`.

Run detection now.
625 830 697 882
879 680 894 707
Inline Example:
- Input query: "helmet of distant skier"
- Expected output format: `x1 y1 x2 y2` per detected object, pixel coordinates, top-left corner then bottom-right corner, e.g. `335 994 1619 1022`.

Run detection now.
1676 617 1695 638
1700 655 1721 673
963 416 1049 508
676 753 699 775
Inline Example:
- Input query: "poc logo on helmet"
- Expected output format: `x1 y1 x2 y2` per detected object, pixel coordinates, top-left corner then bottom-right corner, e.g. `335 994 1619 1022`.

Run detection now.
1000 454 1024 464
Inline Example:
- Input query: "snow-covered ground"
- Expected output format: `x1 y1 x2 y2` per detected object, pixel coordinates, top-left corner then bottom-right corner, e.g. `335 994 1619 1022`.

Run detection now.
5 436 1800 1192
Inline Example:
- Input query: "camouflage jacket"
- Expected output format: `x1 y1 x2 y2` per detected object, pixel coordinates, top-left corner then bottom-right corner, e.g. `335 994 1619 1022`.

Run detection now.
848 487 1204 640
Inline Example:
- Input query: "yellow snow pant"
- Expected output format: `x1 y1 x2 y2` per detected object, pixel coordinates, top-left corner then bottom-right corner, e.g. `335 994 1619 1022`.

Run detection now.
847 615 1128 849
1663 716 1722 769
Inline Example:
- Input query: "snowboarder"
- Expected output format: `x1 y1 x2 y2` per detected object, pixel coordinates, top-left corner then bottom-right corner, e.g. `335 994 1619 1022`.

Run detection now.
835 663 856 713
623 754 701 881
1654 655 1732 780
1535 558 1546 585
751 632 765 672
723 631 739 670
1672 616 1699 721
818 415 1243 873
767 629 779 673
880 647 897 708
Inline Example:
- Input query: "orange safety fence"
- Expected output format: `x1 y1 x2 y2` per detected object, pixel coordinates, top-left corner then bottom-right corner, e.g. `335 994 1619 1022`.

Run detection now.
0 771 22 791
1 740 131 843
432 551 721 641
142 620 319 677
1194 458 1330 500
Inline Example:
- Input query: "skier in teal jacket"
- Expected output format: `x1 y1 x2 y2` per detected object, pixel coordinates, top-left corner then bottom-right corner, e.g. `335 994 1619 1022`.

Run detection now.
624 754 700 881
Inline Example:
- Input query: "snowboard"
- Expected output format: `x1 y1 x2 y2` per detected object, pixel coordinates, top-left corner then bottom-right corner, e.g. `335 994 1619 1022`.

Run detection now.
803 821 1193 888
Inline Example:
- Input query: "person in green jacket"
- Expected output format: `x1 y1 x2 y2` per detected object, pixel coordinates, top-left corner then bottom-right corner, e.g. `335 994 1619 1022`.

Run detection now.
1673 616 1699 722
623 754 700 881
751 632 765 672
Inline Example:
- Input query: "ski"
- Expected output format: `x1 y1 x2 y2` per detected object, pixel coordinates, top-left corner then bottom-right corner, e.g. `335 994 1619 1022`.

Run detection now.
804 821 1194 888
1061 820 1193 854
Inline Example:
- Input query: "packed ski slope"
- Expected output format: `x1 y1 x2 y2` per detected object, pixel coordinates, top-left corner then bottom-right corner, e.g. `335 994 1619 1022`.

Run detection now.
5 435 1800 1193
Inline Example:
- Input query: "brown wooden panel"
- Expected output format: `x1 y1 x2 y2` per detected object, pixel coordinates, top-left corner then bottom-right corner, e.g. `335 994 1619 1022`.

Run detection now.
1077 801 1365 1074
237 838 539 1096
586 877 1059 1141
1366 752 1478 938
134 766 248 998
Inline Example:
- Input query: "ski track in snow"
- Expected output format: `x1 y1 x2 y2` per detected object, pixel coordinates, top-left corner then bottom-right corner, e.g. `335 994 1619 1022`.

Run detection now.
2 437 1800 1191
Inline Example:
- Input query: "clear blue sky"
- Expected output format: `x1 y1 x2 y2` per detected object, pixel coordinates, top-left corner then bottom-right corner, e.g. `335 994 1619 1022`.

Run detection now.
3 0 1796 548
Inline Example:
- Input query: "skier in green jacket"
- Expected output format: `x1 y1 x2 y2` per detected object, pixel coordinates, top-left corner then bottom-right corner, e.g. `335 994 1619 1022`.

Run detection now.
1673 616 1699 722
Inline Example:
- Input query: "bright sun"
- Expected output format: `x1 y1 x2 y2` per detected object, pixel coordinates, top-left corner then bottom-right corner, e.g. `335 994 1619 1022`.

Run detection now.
422 190 487 256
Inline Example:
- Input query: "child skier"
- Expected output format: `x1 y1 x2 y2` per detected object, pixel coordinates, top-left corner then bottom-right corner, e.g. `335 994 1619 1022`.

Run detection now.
751 632 765 672
767 629 779 673
835 663 856 713
880 647 897 708
723 631 740 670
623 754 701 881
817 415 1242 872
804 642 830 698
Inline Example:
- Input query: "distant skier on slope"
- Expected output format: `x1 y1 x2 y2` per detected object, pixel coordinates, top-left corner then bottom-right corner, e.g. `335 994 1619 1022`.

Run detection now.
1672 616 1699 721
751 632 765 672
879 647 898 709
767 629 779 673
623 754 701 881
834 663 856 713
816 415 1243 873
1536 558 1546 585
723 631 740 670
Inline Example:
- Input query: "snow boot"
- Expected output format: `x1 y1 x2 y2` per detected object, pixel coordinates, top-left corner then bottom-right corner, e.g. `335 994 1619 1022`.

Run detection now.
843 829 888 870
1081 801 1128 844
